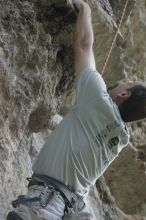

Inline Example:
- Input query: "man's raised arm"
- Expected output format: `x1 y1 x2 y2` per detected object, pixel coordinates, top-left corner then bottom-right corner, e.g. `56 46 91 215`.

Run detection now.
72 0 96 74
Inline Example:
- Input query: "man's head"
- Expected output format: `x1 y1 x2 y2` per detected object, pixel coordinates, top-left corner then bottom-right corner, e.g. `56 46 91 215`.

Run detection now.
109 82 146 122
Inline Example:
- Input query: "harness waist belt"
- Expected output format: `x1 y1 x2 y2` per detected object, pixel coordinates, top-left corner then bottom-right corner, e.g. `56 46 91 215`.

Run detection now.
28 174 85 213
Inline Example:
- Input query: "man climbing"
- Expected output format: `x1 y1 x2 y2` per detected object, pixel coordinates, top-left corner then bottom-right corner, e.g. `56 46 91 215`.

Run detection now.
7 0 146 220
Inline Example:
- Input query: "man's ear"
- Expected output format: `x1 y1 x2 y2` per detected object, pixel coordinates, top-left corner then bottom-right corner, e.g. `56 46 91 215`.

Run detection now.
117 91 131 102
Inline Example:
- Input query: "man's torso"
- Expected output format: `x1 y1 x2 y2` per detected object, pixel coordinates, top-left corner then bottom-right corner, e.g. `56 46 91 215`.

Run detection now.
33 68 129 197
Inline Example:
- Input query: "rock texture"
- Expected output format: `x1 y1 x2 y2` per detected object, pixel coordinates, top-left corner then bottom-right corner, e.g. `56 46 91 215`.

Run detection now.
0 0 146 219
105 146 146 216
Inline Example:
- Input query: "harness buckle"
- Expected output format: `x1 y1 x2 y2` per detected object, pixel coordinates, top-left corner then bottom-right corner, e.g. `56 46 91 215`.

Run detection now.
39 185 56 207
64 195 77 214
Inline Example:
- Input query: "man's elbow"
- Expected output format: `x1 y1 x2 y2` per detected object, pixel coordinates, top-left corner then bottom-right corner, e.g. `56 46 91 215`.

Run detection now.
73 38 94 51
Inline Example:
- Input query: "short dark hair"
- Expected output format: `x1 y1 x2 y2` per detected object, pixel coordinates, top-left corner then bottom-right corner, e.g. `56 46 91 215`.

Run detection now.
118 85 146 122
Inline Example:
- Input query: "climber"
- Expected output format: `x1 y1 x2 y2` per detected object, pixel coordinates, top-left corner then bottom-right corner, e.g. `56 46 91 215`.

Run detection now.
7 0 146 220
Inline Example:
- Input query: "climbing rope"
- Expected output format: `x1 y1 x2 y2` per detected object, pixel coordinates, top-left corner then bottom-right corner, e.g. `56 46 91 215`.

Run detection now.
101 0 129 76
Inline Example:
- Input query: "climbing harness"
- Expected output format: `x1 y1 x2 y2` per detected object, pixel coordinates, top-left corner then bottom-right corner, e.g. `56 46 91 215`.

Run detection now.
101 0 129 76
12 174 85 214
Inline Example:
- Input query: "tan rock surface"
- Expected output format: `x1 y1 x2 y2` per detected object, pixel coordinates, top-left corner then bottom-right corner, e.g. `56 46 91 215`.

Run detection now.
0 0 146 219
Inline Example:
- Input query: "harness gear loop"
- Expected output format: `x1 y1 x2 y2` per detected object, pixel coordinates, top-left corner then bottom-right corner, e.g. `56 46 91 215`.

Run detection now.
101 0 129 76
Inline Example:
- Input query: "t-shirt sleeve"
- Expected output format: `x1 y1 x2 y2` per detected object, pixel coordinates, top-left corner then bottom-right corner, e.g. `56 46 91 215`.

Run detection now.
75 68 108 105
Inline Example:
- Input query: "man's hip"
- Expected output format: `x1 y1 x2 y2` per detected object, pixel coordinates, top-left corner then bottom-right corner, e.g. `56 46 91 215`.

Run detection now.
7 184 65 220
6 174 92 220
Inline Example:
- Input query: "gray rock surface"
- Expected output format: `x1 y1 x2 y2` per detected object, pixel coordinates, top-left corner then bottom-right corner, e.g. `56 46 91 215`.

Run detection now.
0 0 146 219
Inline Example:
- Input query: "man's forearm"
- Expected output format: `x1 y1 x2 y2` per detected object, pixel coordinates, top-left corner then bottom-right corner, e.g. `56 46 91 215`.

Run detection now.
73 1 94 48
71 0 96 73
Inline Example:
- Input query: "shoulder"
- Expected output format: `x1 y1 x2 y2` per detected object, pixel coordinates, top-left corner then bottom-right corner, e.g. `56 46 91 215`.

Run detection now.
76 67 107 95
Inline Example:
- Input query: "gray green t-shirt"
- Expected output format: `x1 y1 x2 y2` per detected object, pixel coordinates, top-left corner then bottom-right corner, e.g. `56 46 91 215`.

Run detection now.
33 68 129 196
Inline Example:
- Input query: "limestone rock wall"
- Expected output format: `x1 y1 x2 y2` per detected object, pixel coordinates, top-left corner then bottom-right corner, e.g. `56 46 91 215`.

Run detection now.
0 0 146 219
0 1 75 218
